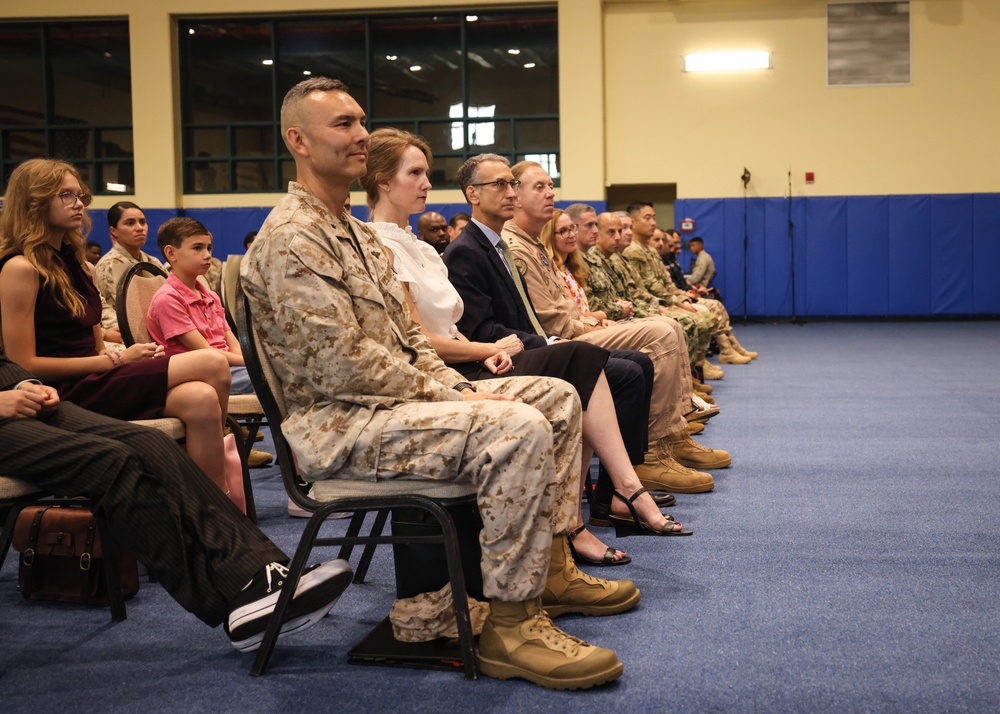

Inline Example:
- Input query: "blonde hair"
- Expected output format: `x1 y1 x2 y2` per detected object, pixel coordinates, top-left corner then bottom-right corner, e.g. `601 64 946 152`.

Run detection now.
360 127 432 212
0 158 91 317
540 208 588 290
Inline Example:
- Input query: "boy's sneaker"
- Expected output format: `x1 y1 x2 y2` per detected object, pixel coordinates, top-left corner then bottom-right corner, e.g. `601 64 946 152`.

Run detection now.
225 560 353 652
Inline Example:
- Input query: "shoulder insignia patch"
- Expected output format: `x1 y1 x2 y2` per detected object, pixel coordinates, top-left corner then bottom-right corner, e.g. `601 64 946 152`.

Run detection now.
513 257 528 276
537 250 550 268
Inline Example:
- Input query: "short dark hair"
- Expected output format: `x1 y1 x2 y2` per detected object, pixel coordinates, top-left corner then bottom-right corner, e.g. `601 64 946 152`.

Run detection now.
108 201 142 228
449 212 470 228
243 231 257 249
689 236 704 246
158 217 212 258
625 201 653 217
86 240 101 250
665 228 680 238
456 153 509 204
564 203 596 223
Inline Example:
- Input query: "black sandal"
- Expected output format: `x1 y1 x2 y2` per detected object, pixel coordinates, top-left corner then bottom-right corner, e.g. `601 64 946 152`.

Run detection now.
567 525 632 566
608 489 693 537
589 492 676 527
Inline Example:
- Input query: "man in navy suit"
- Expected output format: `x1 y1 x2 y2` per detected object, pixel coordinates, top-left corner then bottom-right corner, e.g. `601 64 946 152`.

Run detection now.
443 155 725 494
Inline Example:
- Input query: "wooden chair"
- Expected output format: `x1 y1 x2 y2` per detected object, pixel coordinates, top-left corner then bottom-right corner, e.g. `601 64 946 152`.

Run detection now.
116 262 263 521
235 287 479 679
219 254 243 333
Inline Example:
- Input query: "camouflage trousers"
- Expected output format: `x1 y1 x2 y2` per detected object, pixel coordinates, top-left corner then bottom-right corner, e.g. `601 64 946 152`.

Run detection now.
697 298 732 335
575 316 691 443
342 375 581 602
663 307 710 365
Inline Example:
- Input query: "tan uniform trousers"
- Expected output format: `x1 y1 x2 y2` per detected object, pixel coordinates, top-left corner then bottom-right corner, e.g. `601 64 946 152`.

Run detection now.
573 317 690 444
342 375 581 602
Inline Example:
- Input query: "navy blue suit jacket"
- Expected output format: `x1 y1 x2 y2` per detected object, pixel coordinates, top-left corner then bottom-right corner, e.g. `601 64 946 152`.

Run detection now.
442 220 549 350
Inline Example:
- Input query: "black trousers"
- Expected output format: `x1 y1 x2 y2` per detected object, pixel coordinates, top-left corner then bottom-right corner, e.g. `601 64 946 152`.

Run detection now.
1 402 284 626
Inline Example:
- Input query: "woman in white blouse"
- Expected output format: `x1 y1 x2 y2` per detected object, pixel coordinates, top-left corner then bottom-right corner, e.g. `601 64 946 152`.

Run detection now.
362 128 690 568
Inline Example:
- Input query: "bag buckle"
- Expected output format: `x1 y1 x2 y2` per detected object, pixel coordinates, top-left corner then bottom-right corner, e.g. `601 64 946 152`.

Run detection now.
22 548 34 566
79 552 91 571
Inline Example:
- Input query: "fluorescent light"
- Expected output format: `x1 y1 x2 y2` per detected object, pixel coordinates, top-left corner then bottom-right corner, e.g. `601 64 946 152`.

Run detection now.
106 182 127 192
302 70 312 76
409 65 422 72
466 15 478 22
507 49 520 55
188 29 195 35
684 51 771 73
386 55 398 61
262 59 273 66
524 62 536 69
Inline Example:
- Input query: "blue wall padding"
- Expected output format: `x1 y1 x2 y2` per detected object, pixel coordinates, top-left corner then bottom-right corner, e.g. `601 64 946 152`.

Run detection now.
675 193 1000 317
973 194 1000 313
85 194 995 317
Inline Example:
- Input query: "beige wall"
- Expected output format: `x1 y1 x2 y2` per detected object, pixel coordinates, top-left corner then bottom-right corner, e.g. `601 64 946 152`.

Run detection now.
603 0 1000 199
5 0 999 208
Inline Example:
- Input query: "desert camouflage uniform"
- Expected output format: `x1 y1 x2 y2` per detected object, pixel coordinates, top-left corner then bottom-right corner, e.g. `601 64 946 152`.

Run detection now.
241 182 581 601
504 222 691 442
94 243 165 314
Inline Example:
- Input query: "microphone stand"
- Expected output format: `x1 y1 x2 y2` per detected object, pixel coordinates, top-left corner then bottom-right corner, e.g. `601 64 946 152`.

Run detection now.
742 171 749 322
788 170 804 325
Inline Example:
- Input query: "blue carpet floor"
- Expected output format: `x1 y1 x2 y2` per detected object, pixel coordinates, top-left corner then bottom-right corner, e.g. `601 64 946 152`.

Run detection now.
2 321 1000 712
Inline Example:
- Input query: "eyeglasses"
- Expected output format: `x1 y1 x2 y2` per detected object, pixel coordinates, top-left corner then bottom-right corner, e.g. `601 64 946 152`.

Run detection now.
57 191 93 208
555 224 579 238
470 179 521 192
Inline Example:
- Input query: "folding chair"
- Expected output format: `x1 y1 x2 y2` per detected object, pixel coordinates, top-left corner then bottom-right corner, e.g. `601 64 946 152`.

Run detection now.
235 287 478 679
116 262 263 521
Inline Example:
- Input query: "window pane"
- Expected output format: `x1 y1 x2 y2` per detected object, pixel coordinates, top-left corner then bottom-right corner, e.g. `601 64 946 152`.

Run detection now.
52 128 93 160
49 24 132 126
415 121 454 156
467 13 559 116
0 26 45 124
187 127 228 158
6 130 46 163
98 162 135 194
234 126 274 157
181 21 273 123
428 155 465 190
234 161 275 191
516 119 559 152
518 153 560 181
188 161 229 193
280 160 295 186
98 129 133 159
277 19 367 105
468 120 511 153
371 15 462 119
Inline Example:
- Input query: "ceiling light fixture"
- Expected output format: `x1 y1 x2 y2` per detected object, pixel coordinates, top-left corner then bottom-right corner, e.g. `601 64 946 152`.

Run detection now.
684 51 771 72
409 65 422 72
466 15 479 22
262 59 274 66
524 62 536 69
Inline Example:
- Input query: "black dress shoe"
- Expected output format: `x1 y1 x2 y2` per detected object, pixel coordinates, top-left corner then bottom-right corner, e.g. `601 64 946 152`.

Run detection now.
589 492 676 527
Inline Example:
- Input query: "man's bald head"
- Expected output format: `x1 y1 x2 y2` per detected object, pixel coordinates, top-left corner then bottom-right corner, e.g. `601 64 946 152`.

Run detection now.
597 212 624 255
417 211 449 253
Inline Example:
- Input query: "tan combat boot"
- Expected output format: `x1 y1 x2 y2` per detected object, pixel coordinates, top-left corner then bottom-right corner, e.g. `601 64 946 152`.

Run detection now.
692 378 712 394
688 421 705 435
717 333 752 364
636 446 714 493
542 535 641 617
477 597 623 689
661 433 731 470
729 333 758 359
700 360 725 380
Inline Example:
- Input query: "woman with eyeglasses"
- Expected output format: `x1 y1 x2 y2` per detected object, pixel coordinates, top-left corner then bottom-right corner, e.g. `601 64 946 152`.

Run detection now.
361 129 689 566
542 209 612 325
0 158 234 497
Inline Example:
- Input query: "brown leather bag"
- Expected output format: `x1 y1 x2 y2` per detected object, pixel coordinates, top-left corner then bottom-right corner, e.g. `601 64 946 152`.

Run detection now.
12 504 139 605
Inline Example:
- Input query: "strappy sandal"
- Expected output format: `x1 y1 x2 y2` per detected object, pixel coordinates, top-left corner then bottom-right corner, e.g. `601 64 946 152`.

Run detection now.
567 524 632 566
608 489 693 537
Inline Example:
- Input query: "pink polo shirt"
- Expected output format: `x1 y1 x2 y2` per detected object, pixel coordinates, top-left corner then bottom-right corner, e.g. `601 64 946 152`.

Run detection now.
147 272 231 358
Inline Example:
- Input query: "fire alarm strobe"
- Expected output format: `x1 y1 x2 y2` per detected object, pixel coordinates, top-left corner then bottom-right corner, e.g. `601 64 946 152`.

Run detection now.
679 218 696 233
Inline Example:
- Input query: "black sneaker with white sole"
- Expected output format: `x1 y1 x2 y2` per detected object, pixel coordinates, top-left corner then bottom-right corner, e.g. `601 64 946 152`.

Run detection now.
225 560 353 652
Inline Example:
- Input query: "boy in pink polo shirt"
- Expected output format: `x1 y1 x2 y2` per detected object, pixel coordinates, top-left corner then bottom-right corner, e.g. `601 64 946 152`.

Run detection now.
148 218 273 469
147 217 256 395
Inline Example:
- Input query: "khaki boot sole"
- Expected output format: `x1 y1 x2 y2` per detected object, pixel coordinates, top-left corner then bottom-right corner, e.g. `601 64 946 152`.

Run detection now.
673 452 732 470
638 477 714 494
543 586 641 618
477 654 624 690
719 352 751 364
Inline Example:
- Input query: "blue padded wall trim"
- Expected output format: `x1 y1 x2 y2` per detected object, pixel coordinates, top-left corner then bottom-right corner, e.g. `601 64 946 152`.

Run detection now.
676 193 1000 317
83 194 995 317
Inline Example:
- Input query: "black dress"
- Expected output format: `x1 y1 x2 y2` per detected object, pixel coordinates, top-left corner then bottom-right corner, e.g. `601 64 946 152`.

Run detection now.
0 245 170 421
452 340 609 410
